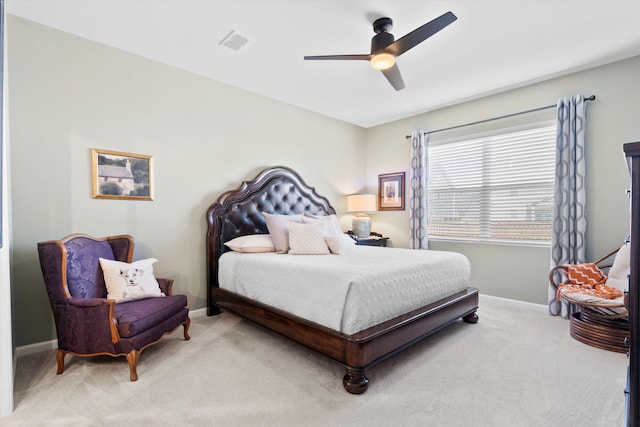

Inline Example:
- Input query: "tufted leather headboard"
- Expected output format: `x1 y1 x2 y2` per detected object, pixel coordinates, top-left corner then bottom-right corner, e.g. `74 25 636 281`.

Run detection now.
205 166 336 315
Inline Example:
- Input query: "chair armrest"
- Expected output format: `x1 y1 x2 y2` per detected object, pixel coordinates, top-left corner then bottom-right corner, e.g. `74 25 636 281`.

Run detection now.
157 278 174 296
60 298 120 344
67 297 110 307
548 265 568 290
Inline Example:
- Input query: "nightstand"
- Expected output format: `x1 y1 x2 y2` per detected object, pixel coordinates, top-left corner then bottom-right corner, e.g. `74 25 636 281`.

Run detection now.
347 232 389 247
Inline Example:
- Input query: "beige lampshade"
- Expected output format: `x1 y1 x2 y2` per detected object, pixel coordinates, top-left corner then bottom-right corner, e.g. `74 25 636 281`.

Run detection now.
347 194 377 213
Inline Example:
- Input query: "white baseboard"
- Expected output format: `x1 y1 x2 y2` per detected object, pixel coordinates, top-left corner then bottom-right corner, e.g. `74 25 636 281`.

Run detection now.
188 307 207 318
13 306 208 360
479 293 548 311
14 339 57 359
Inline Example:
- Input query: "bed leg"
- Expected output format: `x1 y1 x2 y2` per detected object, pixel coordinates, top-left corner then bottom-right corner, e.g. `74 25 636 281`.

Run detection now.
207 305 222 316
343 367 369 394
462 311 479 323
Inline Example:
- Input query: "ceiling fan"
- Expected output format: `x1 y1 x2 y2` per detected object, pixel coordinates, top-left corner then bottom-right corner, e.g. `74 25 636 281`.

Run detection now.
304 11 457 91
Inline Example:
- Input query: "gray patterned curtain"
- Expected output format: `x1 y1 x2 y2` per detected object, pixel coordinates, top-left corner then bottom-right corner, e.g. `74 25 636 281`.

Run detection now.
409 131 429 249
549 95 588 318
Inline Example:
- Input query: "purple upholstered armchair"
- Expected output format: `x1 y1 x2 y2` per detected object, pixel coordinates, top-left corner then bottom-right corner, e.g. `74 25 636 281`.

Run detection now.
37 233 190 381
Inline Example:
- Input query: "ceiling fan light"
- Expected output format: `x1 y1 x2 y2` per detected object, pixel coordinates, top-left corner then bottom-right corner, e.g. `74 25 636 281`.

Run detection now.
370 53 395 70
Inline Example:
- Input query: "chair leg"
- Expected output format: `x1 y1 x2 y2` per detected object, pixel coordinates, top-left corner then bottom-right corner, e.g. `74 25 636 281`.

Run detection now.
183 318 191 340
56 349 66 375
126 350 140 382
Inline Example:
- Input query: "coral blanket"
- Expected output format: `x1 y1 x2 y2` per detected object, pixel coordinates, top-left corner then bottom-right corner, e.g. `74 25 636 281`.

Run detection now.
556 263 623 301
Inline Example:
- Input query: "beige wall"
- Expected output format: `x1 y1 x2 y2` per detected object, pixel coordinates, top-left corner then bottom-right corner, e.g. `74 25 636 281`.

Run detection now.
7 16 366 346
365 56 640 304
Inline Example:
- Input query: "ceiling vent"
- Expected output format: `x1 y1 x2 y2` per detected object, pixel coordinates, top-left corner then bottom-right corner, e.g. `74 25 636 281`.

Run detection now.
218 30 254 52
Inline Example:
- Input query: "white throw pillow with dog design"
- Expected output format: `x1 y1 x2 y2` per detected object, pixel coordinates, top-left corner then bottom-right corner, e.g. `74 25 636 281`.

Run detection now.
99 257 165 303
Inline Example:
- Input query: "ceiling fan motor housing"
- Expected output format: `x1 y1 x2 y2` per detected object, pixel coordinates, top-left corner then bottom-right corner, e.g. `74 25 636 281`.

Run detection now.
371 31 394 53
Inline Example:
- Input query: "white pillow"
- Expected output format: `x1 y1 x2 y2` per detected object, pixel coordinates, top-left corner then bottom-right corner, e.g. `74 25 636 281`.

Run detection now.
263 212 304 253
288 221 330 255
99 257 165 303
303 213 342 236
224 234 275 253
325 234 356 255
605 243 630 292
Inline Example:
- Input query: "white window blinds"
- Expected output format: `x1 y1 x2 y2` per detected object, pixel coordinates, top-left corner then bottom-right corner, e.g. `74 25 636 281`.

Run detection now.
427 123 556 244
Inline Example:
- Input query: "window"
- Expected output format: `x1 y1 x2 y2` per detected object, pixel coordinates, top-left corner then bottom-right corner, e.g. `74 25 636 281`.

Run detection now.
427 123 556 244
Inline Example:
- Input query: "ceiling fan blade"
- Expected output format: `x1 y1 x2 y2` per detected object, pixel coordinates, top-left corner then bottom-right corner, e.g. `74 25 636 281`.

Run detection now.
386 11 457 57
304 54 371 61
381 64 405 91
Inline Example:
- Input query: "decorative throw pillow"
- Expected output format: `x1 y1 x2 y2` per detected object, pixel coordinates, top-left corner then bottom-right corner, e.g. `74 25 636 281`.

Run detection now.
99 257 165 303
605 243 630 292
303 213 342 236
288 221 330 255
263 212 304 253
564 263 607 287
224 234 275 253
325 233 356 255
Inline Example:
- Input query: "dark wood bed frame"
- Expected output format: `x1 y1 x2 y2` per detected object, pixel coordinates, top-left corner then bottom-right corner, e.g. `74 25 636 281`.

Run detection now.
206 166 479 394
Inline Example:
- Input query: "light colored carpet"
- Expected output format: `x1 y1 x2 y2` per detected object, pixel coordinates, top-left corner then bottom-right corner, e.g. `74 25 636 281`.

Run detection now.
2 295 628 427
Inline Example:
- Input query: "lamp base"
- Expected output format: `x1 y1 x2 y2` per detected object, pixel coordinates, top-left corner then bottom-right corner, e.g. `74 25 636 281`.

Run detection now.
352 215 371 239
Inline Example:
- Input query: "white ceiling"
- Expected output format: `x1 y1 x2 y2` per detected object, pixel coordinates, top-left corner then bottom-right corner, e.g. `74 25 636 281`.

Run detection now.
7 0 640 128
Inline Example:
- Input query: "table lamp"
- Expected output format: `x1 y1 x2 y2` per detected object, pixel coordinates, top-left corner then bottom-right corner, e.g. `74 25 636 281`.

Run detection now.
347 194 377 239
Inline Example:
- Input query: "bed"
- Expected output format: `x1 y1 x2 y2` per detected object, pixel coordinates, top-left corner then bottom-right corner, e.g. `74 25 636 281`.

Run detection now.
206 165 479 394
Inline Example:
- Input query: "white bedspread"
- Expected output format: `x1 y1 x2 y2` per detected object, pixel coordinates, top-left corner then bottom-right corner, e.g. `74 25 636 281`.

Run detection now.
218 246 470 335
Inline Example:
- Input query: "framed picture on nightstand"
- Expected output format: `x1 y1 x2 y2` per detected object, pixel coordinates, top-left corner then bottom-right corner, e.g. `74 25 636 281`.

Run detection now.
378 172 405 211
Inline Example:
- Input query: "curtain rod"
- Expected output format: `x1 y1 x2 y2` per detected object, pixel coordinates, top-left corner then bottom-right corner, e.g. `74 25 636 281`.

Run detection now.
405 95 596 139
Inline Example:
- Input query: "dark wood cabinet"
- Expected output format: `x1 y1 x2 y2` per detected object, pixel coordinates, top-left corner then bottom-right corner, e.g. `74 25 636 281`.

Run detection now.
623 142 640 427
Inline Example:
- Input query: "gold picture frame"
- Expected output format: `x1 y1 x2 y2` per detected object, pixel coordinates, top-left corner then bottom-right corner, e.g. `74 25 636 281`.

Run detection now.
91 149 154 200
378 172 405 211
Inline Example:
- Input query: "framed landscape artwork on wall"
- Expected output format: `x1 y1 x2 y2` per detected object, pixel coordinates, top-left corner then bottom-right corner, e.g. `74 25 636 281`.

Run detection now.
91 149 154 201
378 172 405 211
